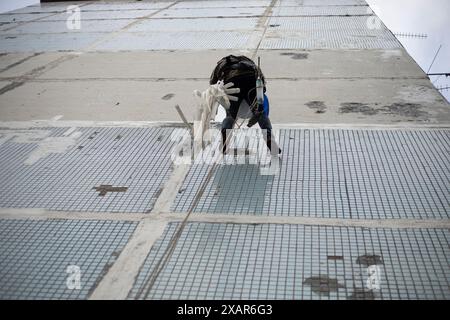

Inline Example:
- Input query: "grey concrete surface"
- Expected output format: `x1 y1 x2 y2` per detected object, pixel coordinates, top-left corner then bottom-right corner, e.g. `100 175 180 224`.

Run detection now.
0 49 448 123
1 77 447 123
0 0 448 125
1 49 424 80
0 52 65 77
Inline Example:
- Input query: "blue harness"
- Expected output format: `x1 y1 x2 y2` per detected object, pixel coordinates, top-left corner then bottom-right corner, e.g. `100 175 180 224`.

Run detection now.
263 94 270 117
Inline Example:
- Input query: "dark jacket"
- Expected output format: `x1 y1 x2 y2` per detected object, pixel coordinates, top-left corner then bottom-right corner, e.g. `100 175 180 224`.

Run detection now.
209 55 266 87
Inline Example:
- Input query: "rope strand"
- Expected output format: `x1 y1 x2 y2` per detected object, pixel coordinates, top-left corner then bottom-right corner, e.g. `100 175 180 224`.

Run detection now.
136 90 259 299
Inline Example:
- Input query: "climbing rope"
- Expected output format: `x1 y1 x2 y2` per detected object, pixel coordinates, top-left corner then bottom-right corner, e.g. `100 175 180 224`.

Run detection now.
136 95 259 299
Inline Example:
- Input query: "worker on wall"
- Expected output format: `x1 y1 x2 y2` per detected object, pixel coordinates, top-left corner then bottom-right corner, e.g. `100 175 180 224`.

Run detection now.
209 55 281 155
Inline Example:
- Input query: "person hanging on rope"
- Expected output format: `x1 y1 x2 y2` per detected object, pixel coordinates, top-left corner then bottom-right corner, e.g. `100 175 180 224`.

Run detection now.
209 55 281 155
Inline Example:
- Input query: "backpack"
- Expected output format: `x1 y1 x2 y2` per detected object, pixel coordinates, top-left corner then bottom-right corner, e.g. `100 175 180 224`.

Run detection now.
209 55 264 85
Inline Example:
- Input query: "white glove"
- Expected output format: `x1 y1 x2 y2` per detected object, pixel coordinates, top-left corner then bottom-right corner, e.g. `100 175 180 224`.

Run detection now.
214 80 240 109
191 81 240 150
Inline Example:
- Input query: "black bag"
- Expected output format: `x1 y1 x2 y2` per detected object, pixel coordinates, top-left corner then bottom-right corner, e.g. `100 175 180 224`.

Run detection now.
210 55 263 85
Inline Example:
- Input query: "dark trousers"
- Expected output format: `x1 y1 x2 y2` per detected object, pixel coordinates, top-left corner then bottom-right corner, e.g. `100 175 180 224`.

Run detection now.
221 75 277 153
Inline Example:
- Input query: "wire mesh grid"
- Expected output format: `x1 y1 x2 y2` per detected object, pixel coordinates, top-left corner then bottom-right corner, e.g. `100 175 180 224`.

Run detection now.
130 222 450 300
172 129 450 219
0 218 137 299
0 127 175 213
